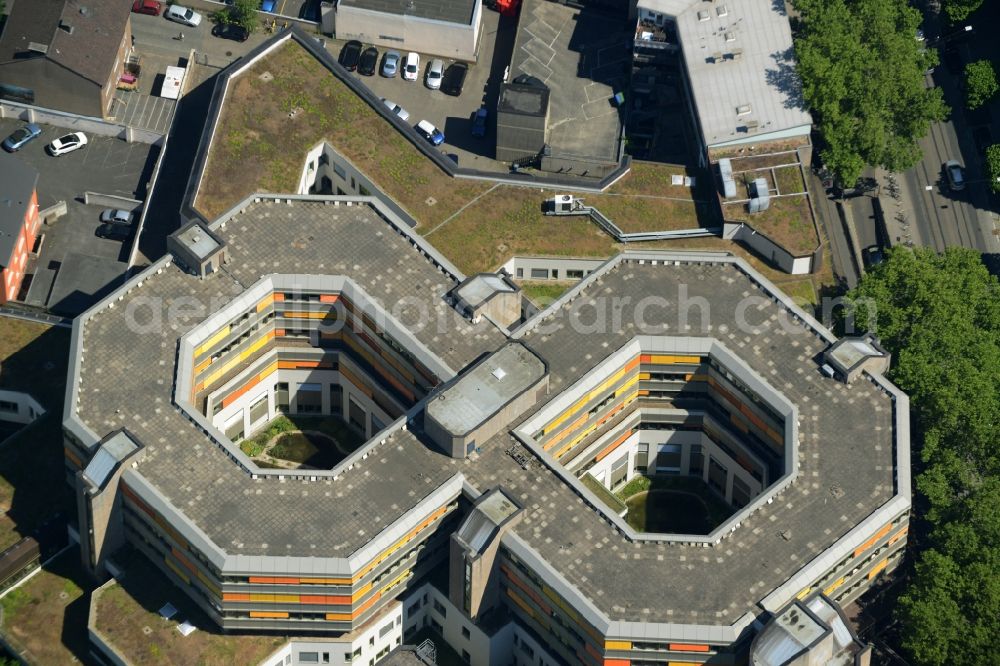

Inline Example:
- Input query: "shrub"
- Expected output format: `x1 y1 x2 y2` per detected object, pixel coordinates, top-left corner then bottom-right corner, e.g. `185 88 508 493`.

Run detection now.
965 60 998 110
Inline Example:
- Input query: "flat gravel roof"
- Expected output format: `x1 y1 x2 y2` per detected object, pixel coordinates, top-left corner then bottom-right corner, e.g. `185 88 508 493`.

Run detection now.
69 200 904 627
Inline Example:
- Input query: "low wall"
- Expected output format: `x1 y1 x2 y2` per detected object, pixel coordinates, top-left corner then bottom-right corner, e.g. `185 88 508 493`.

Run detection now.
726 222 815 275
0 389 45 427
0 102 164 145
83 193 143 210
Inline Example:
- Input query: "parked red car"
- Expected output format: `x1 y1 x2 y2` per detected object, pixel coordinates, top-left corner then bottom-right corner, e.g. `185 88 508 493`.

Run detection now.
132 0 162 16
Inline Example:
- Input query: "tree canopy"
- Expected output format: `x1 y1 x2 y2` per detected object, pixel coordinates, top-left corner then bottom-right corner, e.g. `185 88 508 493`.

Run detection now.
965 60 998 110
986 144 1000 195
793 0 947 185
941 0 985 23
846 247 1000 665
229 0 259 33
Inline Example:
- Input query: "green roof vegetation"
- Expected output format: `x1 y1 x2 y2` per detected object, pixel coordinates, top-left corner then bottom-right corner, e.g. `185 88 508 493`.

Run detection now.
196 39 712 266
0 549 90 664
722 195 819 256
93 553 286 665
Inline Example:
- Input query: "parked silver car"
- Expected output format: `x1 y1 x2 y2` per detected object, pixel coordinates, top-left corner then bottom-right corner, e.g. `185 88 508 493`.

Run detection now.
99 209 134 226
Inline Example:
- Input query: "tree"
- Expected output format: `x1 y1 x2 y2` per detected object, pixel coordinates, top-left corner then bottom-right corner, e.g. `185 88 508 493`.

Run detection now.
846 247 1000 665
986 144 1000 195
793 0 947 186
965 60 998 109
941 0 985 23
229 0 259 33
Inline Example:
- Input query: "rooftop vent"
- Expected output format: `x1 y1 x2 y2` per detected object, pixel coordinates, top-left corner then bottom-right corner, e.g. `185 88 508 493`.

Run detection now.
724 31 736 42
79 6 91 17
492 368 507 381
716 5 729 16
697 10 710 21
729 48 744 60
59 20 74 34
736 103 752 116
27 42 49 54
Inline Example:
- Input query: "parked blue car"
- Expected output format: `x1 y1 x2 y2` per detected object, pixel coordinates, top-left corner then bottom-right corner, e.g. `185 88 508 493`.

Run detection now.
416 120 445 146
471 107 488 138
261 0 276 12
2 123 42 152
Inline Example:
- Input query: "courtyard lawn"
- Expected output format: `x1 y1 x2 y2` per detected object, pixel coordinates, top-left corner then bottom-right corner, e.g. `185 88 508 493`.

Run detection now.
240 414 366 469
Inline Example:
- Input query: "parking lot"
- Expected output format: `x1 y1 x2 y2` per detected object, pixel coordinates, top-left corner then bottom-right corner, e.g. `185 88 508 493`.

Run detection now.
341 8 514 170
0 119 159 315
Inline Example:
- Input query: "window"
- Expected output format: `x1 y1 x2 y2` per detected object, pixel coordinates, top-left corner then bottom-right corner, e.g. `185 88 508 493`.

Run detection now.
566 269 584 279
689 444 704 476
466 441 476 455
0 400 17 413
610 454 629 488
334 162 346 179
249 394 268 424
322 653 330 664
275 382 289 411
708 456 727 493
330 384 343 415
298 653 319 664
462 626 471 639
530 268 548 279
656 444 682 473
516 268 523 278
461 650 471 664
433 599 447 617
635 443 649 474
379 621 393 638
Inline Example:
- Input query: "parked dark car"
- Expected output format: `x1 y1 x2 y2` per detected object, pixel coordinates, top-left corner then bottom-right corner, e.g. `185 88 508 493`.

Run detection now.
212 22 249 42
441 62 468 96
358 47 379 76
96 223 131 241
471 106 488 138
1 124 41 152
862 245 885 269
339 40 363 71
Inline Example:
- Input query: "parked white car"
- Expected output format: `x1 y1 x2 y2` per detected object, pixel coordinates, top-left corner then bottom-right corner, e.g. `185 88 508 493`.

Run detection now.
403 52 420 81
425 59 444 90
165 4 202 27
46 132 88 156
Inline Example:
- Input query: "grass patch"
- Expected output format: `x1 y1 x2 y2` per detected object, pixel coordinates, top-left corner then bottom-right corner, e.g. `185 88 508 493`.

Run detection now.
722 194 819 256
239 415 296 457
774 277 818 307
773 165 806 195
93 552 285 665
196 40 492 225
242 414 366 469
519 281 573 307
0 320 72 552
614 474 734 534
625 490 715 534
195 40 717 272
615 475 651 501
0 548 91 664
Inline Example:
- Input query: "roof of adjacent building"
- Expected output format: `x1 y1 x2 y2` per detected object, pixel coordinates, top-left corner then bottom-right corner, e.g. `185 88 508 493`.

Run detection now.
66 194 908 629
427 342 546 436
454 273 517 309
0 151 39 269
0 0 129 85
338 0 477 25
638 0 812 146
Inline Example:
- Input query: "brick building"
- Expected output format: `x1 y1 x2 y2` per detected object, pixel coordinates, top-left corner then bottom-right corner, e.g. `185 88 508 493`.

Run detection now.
0 151 40 304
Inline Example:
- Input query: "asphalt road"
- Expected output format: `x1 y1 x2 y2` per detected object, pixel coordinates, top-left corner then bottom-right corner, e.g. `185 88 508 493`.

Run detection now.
879 9 1000 261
